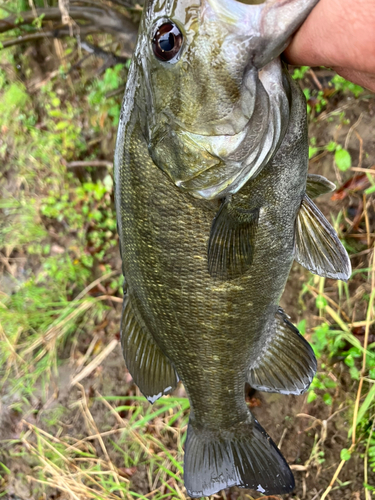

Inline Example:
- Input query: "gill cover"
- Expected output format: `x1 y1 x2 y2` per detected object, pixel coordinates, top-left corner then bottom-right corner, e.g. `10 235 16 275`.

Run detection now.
137 0 319 199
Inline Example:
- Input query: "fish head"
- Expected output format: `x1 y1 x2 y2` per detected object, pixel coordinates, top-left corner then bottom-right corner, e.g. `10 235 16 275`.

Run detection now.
135 0 318 198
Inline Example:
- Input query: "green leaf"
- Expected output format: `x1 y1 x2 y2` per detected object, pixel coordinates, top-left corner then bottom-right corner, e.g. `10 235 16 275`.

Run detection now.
316 295 327 309
56 121 70 130
349 366 360 380
323 393 332 405
344 354 354 367
51 97 61 107
326 141 337 152
307 391 317 404
309 146 318 159
297 319 306 336
335 148 351 171
340 448 351 461
355 382 375 427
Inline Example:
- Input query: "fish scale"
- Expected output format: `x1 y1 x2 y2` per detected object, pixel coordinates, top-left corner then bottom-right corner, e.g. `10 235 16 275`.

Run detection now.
115 0 351 496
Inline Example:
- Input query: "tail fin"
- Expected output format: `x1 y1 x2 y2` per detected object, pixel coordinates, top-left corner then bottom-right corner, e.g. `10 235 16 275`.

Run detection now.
184 414 294 498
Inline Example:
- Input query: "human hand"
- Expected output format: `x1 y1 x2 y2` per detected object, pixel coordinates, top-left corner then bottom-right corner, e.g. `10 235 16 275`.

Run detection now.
284 0 375 92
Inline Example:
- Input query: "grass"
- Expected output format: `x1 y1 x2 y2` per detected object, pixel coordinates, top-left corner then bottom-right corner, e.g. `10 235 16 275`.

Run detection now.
11 391 190 500
0 18 375 500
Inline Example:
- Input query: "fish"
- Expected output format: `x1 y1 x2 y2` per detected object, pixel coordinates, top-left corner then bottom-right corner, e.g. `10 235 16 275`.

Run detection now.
114 0 351 496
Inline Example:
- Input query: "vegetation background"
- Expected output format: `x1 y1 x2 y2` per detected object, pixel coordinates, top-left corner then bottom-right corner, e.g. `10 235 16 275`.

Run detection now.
0 0 374 499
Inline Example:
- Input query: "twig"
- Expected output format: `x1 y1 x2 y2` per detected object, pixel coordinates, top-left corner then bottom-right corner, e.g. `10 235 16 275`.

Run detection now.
309 68 322 91
322 249 375 500
352 248 375 445
354 130 364 170
363 194 371 248
95 390 151 454
66 160 113 168
317 102 355 121
306 284 352 323
364 417 375 500
320 451 352 500
77 383 126 499
309 150 328 164
73 270 118 301
0 6 138 38
310 489 323 500
350 165 375 173
0 28 96 49
80 40 128 64
344 112 364 150
106 86 126 98
70 338 119 386
277 428 288 450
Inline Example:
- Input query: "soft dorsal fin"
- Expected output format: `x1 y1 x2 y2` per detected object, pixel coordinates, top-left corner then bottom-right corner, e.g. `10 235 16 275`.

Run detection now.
294 194 351 281
247 308 317 395
208 198 259 280
306 174 336 198
121 296 179 403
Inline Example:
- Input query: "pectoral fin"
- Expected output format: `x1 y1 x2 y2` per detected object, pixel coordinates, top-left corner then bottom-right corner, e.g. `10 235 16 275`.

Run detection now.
306 174 336 198
208 198 259 280
294 194 351 281
121 296 179 403
248 308 317 395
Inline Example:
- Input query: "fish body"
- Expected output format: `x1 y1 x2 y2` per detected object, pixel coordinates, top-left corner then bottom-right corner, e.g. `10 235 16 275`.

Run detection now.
114 0 351 496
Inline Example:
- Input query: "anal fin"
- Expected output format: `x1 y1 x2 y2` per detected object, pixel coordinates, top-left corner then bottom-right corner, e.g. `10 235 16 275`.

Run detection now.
294 194 351 281
121 296 178 403
248 308 317 395
208 197 259 280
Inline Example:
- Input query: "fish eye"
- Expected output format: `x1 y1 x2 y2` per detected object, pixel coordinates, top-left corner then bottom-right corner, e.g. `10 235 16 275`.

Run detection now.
152 22 183 62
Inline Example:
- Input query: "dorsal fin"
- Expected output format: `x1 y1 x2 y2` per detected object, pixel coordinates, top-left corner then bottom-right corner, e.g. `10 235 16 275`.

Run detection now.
306 174 336 198
207 198 259 280
121 296 179 403
248 308 317 395
294 194 351 281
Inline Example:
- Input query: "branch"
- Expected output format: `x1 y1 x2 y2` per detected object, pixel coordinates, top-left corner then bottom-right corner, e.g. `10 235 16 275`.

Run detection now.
66 160 113 168
0 27 98 49
79 40 128 64
0 4 138 45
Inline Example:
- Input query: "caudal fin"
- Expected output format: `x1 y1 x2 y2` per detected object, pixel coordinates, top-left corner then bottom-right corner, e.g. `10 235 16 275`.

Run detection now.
184 414 294 498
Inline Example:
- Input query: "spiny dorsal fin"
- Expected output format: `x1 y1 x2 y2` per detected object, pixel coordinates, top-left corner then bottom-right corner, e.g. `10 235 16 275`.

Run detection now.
248 308 317 395
306 174 336 198
121 296 178 403
294 194 351 281
208 198 259 280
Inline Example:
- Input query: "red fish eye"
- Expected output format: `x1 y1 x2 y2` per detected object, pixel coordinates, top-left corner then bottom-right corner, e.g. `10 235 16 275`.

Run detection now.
152 22 183 62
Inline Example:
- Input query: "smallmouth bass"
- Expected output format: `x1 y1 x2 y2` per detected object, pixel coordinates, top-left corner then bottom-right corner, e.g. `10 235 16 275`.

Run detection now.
114 0 351 496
